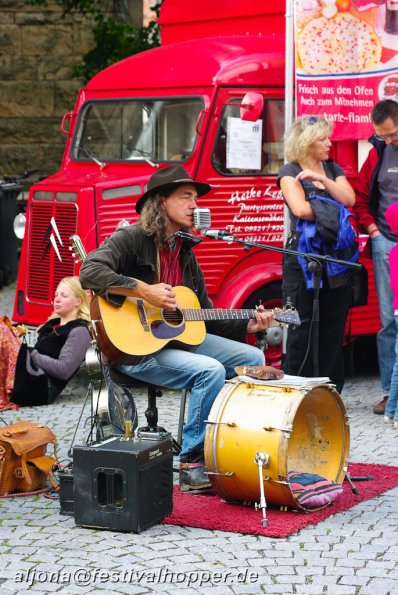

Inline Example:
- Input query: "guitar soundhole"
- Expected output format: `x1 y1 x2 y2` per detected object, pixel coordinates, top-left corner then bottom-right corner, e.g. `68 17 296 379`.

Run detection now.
163 308 183 326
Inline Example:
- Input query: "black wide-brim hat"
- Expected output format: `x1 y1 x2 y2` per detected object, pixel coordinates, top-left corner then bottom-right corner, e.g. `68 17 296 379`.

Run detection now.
135 165 211 213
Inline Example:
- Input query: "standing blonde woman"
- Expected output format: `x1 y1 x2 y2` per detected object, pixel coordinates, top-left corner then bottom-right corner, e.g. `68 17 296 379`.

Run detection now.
0 277 92 410
277 116 355 392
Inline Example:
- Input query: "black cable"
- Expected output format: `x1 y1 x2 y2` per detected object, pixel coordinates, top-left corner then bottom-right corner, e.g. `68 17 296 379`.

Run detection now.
67 385 91 458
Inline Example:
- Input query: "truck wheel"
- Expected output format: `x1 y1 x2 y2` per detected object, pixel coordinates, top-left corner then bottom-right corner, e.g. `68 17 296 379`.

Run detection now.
242 282 283 368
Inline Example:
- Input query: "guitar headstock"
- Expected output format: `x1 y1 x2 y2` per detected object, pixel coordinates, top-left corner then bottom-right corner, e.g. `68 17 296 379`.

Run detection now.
69 234 87 264
273 306 301 328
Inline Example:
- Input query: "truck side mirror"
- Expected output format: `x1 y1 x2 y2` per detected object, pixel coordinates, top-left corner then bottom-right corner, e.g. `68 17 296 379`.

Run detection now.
196 109 208 135
61 111 74 134
240 92 263 122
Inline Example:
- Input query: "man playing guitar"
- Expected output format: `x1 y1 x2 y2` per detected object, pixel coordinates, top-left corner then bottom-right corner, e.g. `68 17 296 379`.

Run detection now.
79 165 274 493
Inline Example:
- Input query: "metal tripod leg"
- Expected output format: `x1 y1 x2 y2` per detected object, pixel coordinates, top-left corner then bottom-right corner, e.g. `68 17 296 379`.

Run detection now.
254 452 270 527
344 468 359 495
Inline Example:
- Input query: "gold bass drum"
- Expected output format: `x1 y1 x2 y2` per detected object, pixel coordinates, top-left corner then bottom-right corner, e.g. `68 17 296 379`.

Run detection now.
204 380 350 511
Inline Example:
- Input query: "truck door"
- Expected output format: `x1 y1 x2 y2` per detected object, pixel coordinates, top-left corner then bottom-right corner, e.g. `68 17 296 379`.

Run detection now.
195 89 286 302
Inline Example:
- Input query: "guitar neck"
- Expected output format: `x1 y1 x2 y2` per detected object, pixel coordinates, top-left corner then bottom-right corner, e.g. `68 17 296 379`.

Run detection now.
182 308 261 322
69 234 87 263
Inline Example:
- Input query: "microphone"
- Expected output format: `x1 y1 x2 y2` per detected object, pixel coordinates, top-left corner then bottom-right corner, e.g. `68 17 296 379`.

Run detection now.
164 207 210 244
193 208 211 233
204 229 235 241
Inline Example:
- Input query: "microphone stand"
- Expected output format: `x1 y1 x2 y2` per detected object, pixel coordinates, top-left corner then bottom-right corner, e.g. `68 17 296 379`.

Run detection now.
208 232 362 270
164 230 203 245
205 231 361 379
308 260 321 376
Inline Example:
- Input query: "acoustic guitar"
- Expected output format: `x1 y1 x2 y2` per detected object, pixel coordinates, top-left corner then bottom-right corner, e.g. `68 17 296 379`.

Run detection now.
70 234 301 365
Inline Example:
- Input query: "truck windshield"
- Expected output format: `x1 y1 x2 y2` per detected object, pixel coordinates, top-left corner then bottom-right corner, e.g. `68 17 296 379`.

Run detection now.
72 97 204 163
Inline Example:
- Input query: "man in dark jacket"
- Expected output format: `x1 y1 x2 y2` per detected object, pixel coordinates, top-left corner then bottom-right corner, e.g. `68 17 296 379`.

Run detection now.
80 165 273 492
354 99 398 415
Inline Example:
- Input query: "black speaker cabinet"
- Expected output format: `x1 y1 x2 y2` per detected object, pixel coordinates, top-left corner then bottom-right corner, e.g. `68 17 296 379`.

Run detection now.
73 436 173 533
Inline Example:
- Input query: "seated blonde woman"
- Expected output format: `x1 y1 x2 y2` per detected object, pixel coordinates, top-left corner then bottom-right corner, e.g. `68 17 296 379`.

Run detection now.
0 277 92 410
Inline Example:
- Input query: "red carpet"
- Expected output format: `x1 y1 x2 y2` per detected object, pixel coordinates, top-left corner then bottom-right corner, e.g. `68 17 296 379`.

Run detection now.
162 463 398 538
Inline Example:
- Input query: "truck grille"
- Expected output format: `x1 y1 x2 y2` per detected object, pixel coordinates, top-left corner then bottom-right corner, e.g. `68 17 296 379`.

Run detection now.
96 201 137 244
27 202 78 304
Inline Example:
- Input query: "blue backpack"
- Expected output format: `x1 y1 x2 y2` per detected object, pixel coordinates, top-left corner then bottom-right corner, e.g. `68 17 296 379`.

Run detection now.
296 195 359 290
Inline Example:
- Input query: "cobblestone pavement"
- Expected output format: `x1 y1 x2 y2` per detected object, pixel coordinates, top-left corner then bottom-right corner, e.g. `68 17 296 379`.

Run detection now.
1 282 397 595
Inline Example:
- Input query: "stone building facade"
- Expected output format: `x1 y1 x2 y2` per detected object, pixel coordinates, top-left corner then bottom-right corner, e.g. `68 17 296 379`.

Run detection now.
0 0 143 183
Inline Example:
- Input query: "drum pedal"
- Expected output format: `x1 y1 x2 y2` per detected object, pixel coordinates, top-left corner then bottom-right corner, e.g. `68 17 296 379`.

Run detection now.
254 452 270 527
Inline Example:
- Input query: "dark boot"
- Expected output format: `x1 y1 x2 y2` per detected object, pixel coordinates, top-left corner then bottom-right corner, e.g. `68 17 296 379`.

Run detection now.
179 461 212 493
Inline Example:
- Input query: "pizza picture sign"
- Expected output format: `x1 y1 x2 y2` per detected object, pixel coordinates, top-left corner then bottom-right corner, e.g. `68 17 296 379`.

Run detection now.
295 0 398 140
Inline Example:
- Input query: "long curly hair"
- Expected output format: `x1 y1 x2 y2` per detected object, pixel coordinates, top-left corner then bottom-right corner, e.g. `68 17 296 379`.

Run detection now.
139 188 191 245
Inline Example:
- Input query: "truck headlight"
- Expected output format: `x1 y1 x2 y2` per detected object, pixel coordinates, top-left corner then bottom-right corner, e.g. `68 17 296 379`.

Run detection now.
13 213 26 239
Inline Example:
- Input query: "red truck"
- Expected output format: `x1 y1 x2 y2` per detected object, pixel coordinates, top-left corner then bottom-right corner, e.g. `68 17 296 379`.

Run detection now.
13 0 380 364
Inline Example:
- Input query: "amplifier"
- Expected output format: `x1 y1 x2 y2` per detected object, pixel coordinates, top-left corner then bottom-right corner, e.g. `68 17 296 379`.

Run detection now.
73 436 173 533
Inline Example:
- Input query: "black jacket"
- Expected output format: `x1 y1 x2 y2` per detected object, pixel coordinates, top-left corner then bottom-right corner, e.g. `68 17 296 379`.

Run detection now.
366 135 387 218
11 318 91 406
79 223 248 342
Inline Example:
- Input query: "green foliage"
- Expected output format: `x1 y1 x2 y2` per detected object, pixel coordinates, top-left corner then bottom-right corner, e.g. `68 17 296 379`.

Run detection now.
25 0 162 82
73 12 160 81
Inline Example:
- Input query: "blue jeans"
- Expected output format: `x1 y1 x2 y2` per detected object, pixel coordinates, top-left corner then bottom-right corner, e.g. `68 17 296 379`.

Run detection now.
117 334 265 461
385 317 398 421
371 234 397 395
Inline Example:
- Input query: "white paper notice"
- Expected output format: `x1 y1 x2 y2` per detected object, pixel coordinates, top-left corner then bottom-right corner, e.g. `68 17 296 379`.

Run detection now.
237 374 332 389
226 117 262 170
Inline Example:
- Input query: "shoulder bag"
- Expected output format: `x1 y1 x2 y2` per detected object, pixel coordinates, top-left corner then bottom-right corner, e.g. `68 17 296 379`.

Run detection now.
0 421 58 495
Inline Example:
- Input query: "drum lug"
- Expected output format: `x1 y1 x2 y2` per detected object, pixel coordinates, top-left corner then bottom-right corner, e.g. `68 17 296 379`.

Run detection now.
205 420 237 427
262 424 293 435
206 471 234 477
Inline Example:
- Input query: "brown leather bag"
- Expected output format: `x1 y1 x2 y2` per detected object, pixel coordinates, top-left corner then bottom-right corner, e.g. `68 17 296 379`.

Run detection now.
234 365 284 380
0 421 58 495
